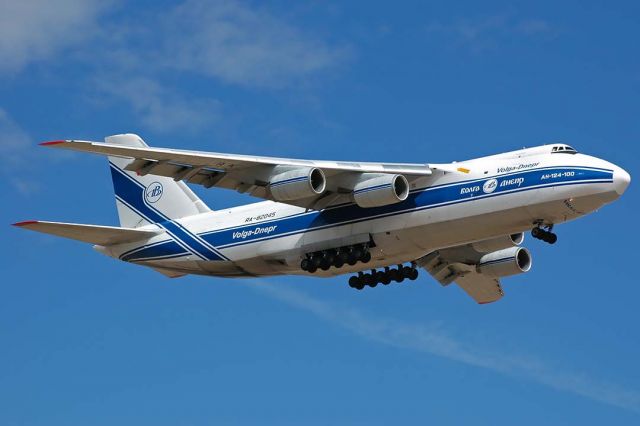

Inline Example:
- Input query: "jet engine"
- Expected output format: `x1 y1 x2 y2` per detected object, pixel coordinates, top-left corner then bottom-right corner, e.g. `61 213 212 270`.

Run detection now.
471 232 525 253
352 174 409 208
269 167 326 201
477 247 532 278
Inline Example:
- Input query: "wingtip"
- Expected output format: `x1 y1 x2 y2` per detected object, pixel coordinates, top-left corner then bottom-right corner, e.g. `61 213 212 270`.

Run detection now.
39 140 66 146
12 220 39 227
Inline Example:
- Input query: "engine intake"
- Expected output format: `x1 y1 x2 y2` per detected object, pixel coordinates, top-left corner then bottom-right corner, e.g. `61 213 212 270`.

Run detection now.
269 167 326 201
352 174 409 208
477 247 532 278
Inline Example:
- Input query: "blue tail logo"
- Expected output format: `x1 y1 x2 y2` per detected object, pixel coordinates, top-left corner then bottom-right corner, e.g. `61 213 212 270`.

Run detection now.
145 182 163 203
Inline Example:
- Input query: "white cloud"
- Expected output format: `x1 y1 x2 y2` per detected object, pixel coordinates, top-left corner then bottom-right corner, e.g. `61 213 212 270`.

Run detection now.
425 14 558 52
0 108 31 160
256 283 640 413
0 107 44 195
0 1 349 133
96 77 222 133
0 0 109 73
158 0 350 87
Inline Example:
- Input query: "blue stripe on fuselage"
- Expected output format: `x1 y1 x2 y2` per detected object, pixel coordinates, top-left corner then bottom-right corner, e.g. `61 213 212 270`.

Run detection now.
110 164 227 261
203 166 613 249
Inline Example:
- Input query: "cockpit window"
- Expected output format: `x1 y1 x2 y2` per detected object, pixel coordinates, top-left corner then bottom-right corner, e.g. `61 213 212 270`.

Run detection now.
551 145 578 154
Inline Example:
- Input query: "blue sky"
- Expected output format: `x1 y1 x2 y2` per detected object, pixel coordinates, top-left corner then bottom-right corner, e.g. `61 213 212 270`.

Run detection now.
1 0 639 424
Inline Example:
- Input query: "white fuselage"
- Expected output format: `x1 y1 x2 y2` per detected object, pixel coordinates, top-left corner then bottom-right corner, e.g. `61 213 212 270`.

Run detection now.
97 146 629 278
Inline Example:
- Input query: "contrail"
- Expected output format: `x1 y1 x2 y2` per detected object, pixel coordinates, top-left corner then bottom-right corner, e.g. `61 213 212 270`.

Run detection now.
253 283 640 413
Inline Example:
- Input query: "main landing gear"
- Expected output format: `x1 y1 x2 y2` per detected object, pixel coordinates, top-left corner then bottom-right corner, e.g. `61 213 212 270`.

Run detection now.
347 264 419 290
300 243 372 273
531 223 558 244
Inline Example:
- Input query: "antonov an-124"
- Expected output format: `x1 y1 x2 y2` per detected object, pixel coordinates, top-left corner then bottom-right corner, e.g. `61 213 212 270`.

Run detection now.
14 134 630 304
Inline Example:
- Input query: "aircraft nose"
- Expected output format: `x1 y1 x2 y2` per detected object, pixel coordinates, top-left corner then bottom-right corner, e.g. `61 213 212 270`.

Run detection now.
613 166 631 195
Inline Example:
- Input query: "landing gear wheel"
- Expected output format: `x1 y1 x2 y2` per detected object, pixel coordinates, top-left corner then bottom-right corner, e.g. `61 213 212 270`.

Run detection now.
408 268 419 280
300 258 310 271
388 269 398 282
532 224 558 245
349 273 365 290
338 251 350 265
351 247 363 262
362 273 373 287
348 276 360 288
394 267 405 283
402 266 413 279
361 251 372 263
531 227 543 239
325 251 336 267
320 258 331 271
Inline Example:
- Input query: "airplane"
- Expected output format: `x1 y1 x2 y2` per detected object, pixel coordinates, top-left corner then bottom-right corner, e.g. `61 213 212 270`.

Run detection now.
13 134 630 304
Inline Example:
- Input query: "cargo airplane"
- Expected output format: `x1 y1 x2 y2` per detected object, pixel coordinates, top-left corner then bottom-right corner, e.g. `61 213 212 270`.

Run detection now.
14 134 630 303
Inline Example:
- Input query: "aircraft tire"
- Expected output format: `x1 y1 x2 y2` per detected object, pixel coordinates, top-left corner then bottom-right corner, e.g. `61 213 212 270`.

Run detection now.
531 227 543 239
402 266 413 278
409 268 419 280
300 258 310 271
348 276 360 288
320 258 331 271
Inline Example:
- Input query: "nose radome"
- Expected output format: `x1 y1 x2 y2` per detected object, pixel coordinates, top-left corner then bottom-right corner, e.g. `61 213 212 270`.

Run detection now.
614 166 631 195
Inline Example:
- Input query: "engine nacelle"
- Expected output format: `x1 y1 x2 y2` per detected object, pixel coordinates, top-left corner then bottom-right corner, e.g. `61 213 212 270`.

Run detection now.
471 233 525 253
352 174 409 208
477 247 532 278
269 167 326 201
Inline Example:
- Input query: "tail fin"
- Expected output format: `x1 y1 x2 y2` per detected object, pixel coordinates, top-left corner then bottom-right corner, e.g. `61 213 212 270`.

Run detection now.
107 134 210 228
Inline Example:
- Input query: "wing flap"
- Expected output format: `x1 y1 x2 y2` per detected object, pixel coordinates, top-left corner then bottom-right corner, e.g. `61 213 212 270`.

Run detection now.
454 272 504 304
13 220 161 245
418 250 505 304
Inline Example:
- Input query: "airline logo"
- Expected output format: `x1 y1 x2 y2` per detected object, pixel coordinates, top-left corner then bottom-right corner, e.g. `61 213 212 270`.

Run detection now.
145 182 163 203
461 177 526 195
482 179 498 194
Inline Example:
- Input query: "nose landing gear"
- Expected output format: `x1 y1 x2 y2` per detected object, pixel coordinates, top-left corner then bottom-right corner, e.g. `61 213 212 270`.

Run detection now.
532 223 558 244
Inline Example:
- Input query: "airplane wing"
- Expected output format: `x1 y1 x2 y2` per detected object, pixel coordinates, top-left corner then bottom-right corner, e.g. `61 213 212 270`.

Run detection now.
454 272 504 304
40 138 457 210
418 250 504 304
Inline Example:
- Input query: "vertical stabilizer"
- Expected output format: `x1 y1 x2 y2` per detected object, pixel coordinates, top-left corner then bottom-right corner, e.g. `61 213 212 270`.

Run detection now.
107 134 210 228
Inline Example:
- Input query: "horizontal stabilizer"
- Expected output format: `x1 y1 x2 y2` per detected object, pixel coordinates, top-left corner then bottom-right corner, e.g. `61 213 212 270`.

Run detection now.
13 220 161 246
